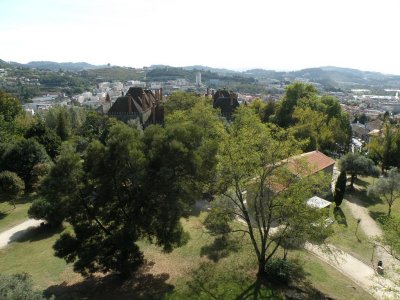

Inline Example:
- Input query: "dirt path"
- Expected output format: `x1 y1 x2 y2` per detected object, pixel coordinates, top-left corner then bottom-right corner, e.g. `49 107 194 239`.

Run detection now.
0 219 43 249
305 242 398 299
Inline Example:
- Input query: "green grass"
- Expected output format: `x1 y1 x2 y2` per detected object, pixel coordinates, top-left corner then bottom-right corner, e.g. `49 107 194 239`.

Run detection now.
0 201 31 232
0 225 79 289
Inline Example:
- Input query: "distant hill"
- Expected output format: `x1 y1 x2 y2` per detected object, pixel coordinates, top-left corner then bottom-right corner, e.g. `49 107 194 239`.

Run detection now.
24 61 106 72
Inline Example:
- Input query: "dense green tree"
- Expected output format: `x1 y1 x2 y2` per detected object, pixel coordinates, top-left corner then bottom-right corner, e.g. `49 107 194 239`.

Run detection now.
56 110 70 141
25 120 61 159
31 106 222 277
275 82 317 127
338 153 379 189
333 170 347 206
368 168 400 217
0 90 23 122
380 215 400 261
212 107 332 277
0 171 25 208
0 273 46 300
163 91 201 115
1 139 49 189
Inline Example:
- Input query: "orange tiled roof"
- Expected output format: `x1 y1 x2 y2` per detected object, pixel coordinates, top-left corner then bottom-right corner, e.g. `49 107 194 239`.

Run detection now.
290 151 335 176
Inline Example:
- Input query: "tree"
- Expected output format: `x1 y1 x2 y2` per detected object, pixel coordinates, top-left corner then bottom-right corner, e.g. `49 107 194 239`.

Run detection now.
0 90 23 122
379 215 400 261
333 170 347 206
25 120 62 159
275 82 317 127
31 108 221 277
56 110 70 141
368 168 400 217
0 171 25 208
163 91 201 115
338 153 378 189
212 107 332 277
1 139 49 189
0 273 46 300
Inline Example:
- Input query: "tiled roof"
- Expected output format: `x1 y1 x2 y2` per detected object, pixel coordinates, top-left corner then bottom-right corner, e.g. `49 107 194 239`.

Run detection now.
292 151 335 175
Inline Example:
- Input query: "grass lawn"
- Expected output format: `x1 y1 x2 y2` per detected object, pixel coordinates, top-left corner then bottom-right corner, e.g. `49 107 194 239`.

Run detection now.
0 211 375 300
0 198 31 232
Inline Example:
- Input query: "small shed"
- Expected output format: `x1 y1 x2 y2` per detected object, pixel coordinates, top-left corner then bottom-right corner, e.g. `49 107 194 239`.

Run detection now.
306 196 331 209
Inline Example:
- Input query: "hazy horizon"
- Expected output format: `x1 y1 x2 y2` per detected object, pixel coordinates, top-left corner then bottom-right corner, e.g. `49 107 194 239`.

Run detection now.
2 0 400 75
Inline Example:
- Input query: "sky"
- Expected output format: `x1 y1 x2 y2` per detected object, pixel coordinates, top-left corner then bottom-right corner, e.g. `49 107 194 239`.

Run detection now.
1 0 400 74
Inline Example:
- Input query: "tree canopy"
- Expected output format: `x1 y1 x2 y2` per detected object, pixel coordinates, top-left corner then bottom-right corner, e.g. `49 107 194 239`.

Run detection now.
338 153 378 189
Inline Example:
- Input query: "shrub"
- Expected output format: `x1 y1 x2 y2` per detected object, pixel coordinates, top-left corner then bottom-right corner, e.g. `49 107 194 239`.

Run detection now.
0 272 47 300
265 258 305 284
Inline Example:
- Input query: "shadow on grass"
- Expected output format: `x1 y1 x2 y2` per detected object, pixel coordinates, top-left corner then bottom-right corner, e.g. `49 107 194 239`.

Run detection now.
10 224 63 244
333 207 348 227
44 262 173 300
234 277 281 300
0 211 7 220
200 236 240 262
347 189 383 207
353 178 369 189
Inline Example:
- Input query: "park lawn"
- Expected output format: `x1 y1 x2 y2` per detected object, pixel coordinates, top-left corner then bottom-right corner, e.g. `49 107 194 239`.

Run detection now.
0 211 374 299
327 201 374 264
0 201 31 232
352 176 400 223
0 225 80 290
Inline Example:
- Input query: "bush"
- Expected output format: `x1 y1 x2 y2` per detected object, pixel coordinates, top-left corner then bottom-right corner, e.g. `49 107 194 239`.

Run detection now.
0 272 47 300
265 258 305 284
0 171 25 207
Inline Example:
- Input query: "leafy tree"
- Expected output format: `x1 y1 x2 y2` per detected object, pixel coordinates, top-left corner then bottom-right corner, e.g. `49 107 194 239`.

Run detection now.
163 91 201 115
359 113 368 124
212 107 332 277
338 153 378 189
0 90 23 122
0 171 24 208
367 123 398 173
56 110 70 141
32 109 221 277
30 163 51 190
333 170 347 206
275 82 317 127
25 120 61 159
0 273 46 300
368 168 400 216
1 139 49 189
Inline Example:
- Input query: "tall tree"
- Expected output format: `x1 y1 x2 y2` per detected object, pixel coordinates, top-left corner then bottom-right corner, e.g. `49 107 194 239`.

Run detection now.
338 153 378 189
25 120 61 159
368 168 400 217
333 170 347 206
213 107 332 277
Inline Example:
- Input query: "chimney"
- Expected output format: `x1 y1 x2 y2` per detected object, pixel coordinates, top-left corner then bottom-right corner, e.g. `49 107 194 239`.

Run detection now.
159 88 163 100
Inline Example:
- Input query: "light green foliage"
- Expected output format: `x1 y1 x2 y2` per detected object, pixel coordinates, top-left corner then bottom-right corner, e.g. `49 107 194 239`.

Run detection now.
0 90 25 143
215 107 332 276
0 273 47 300
368 168 400 216
380 215 400 260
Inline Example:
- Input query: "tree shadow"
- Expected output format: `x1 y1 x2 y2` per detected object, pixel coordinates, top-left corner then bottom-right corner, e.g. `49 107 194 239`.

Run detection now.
347 190 383 207
9 224 63 244
200 236 240 262
333 206 348 227
0 211 7 220
234 277 280 300
44 262 174 300
189 199 211 217
353 178 369 189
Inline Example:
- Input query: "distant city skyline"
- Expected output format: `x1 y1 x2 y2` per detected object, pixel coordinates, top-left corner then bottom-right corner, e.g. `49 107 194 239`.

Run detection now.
2 0 400 75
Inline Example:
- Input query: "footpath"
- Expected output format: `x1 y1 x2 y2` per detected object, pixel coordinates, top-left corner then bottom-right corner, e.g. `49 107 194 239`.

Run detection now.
0 219 43 249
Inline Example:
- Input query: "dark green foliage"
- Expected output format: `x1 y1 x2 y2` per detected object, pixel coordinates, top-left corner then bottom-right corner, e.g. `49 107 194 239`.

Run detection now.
0 171 25 207
265 258 305 285
56 110 70 141
0 273 46 300
334 170 347 206
1 139 49 189
30 163 51 190
25 121 61 159
34 106 220 277
339 153 379 189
